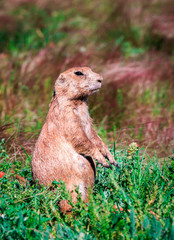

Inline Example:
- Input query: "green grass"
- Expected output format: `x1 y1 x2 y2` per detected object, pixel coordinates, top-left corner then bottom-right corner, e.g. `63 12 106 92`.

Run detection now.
0 6 68 53
0 139 173 239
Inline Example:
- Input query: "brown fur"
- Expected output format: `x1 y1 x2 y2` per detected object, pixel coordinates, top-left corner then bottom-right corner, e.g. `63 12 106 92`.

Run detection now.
32 67 118 213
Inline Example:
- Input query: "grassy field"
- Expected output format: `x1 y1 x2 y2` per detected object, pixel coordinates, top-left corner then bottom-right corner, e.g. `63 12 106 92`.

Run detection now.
0 0 174 239
0 139 174 239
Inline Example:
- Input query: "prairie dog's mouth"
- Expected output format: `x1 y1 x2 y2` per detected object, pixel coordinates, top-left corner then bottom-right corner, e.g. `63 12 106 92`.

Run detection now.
91 88 100 93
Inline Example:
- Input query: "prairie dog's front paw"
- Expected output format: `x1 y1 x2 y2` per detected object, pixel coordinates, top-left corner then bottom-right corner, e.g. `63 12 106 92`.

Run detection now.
107 152 120 167
101 148 120 168
94 149 111 168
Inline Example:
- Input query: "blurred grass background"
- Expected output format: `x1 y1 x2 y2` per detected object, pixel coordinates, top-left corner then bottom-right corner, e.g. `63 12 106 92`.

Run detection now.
0 0 174 158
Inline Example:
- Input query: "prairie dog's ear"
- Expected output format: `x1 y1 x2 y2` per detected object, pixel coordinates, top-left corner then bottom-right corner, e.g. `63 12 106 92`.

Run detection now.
58 74 65 84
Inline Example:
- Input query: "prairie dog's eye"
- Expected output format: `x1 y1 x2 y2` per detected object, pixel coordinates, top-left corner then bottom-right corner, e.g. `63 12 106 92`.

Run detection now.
74 71 84 76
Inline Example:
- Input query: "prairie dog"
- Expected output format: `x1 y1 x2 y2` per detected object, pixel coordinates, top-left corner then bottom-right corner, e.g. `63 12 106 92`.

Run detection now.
32 67 118 212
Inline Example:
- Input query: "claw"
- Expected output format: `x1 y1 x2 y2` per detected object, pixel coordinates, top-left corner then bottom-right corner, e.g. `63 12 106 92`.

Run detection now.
105 153 120 168
111 161 120 168
98 161 111 168
104 164 112 169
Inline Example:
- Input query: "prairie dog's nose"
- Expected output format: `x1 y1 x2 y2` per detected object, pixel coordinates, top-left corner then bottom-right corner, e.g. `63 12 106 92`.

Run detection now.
97 75 103 83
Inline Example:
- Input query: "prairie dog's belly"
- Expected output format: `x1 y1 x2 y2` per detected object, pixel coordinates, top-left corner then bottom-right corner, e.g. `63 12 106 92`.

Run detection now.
73 104 92 139
32 136 95 186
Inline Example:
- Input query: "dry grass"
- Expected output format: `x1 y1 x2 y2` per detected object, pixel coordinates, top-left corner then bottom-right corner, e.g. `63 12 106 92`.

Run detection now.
0 0 174 159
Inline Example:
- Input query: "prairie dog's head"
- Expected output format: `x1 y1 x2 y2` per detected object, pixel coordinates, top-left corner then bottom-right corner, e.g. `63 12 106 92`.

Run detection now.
55 67 103 99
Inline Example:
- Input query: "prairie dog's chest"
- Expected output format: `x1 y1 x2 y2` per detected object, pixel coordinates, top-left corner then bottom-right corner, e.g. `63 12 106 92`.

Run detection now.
74 103 92 139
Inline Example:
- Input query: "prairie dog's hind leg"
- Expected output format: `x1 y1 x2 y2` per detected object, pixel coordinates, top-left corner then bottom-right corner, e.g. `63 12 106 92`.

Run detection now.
59 190 77 213
59 180 90 213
